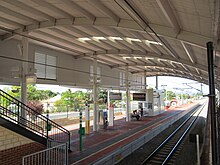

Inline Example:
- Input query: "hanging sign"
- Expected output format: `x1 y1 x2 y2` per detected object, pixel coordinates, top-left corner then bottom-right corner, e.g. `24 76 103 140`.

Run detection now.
133 93 146 101
110 92 122 100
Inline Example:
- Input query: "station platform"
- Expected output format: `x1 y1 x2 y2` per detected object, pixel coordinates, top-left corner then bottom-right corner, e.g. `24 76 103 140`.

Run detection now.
67 103 198 165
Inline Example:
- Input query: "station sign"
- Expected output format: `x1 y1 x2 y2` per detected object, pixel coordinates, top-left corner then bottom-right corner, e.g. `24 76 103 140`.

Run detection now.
133 93 146 101
110 92 122 100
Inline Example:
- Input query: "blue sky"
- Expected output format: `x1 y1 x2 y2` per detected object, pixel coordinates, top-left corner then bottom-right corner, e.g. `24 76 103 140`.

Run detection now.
147 76 209 95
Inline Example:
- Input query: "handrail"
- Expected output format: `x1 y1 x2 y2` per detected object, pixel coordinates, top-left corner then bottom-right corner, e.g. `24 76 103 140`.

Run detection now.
22 143 68 165
0 89 70 149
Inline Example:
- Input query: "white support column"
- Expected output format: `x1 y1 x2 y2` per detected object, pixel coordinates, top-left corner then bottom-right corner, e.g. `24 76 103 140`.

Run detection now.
93 57 98 132
21 36 28 119
107 90 114 126
125 66 130 122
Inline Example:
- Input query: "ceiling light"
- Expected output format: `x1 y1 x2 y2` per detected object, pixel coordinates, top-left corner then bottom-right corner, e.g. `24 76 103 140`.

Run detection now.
145 40 162 45
108 37 123 40
126 38 141 42
134 57 142 60
123 57 131 59
92 37 107 40
172 61 181 64
145 57 154 60
158 59 167 62
78 37 91 42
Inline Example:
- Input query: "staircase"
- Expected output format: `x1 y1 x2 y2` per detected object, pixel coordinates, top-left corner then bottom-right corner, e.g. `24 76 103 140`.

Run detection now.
0 89 70 150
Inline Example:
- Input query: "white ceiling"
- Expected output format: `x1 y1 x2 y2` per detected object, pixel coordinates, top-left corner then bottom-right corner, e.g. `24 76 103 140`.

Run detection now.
0 0 220 88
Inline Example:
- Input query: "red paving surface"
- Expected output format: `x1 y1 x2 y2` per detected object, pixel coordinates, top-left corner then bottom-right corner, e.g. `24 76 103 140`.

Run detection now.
68 102 198 165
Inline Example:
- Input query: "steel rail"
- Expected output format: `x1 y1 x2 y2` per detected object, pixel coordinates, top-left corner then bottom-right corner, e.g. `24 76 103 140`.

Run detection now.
140 101 207 165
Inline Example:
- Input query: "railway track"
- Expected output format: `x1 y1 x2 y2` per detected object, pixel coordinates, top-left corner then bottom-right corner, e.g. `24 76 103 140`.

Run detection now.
140 101 207 165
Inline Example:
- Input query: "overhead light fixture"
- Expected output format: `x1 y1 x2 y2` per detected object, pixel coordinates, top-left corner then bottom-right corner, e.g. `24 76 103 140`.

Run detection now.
126 38 141 42
123 57 131 59
145 40 162 45
145 57 154 60
134 57 142 60
158 59 167 62
108 37 123 40
172 61 181 64
78 37 91 42
92 36 107 40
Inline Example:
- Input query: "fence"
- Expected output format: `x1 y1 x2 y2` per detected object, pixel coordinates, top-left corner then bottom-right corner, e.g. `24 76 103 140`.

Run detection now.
22 143 68 165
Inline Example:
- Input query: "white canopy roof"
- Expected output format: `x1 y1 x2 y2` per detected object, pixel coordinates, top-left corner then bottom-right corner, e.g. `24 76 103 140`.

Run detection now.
0 0 219 88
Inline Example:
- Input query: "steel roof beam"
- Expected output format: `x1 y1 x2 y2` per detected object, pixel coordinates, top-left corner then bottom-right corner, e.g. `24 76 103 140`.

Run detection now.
132 70 208 83
105 51 207 71
117 63 204 78
31 0 73 18
62 0 95 21
0 17 24 28
1 17 214 50
30 31 89 53
4 0 55 21
181 41 197 64
156 0 180 34
0 5 38 23
180 63 189 71
88 0 120 23
196 68 201 75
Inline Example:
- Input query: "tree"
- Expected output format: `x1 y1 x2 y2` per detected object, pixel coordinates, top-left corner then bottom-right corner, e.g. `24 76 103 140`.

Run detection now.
166 90 176 100
98 90 107 103
3 85 57 114
4 85 57 101
58 90 88 111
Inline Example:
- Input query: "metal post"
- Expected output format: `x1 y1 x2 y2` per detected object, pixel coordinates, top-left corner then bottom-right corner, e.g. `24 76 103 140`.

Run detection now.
67 106 69 118
144 71 147 89
155 76 158 90
196 134 200 165
125 66 130 122
46 110 49 139
207 41 218 165
201 83 203 95
93 57 98 131
79 110 83 151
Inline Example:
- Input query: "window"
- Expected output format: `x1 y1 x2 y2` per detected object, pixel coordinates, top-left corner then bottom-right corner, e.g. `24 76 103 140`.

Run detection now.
34 52 56 80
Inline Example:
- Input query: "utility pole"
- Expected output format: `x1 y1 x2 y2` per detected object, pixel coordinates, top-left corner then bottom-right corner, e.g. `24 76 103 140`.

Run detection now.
161 85 167 100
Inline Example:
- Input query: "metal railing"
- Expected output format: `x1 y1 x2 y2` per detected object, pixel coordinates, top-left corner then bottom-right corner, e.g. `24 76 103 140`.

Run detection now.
93 102 202 165
0 89 70 149
22 143 68 165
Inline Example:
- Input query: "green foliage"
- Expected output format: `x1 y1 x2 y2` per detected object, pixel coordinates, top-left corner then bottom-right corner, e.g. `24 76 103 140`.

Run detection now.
165 90 176 100
54 99 65 107
2 85 57 114
59 89 87 111
98 90 107 103
3 85 57 101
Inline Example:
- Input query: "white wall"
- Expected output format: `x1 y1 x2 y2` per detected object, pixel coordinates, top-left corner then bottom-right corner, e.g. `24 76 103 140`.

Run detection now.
0 39 144 89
